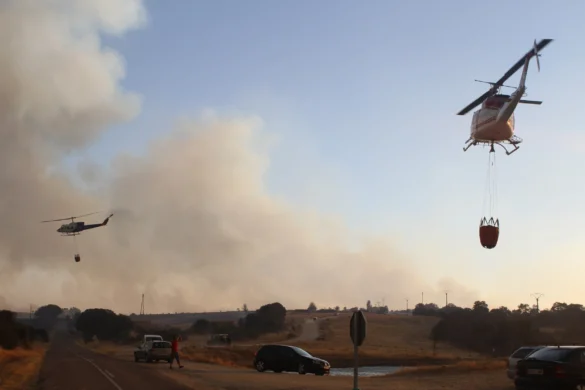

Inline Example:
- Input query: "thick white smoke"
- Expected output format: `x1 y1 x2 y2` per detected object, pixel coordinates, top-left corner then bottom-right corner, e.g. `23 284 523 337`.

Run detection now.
0 0 480 314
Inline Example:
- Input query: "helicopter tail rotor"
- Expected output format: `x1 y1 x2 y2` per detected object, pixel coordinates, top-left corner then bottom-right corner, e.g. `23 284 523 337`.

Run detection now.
533 39 541 72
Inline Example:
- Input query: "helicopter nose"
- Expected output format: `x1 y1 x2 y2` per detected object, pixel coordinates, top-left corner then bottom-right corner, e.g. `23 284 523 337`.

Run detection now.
57 228 62 232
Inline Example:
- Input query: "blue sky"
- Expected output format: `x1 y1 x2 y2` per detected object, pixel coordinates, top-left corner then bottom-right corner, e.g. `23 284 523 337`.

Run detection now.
70 1 585 306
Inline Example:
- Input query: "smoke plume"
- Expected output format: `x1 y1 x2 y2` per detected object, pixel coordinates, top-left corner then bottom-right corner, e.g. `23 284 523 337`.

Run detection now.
0 0 479 313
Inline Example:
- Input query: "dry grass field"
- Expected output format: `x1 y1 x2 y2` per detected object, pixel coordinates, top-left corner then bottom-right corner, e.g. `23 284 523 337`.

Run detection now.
292 312 483 366
0 346 47 389
81 313 513 390
86 311 487 369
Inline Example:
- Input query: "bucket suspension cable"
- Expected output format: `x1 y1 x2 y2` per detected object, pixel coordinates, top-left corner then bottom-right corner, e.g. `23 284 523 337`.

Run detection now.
480 145 499 231
490 148 498 218
478 144 501 249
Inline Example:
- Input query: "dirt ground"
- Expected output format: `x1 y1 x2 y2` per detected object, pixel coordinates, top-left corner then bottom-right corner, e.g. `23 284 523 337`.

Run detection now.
155 360 515 390
82 340 514 390
80 312 514 389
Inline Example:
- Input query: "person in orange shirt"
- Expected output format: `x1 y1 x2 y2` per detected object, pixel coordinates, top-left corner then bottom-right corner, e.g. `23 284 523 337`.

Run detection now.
170 334 184 369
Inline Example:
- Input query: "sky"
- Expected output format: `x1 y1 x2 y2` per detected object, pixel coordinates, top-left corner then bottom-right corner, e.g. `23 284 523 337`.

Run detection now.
1 0 584 314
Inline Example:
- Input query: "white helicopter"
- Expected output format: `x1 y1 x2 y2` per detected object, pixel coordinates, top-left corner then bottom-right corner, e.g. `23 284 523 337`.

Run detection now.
458 39 553 155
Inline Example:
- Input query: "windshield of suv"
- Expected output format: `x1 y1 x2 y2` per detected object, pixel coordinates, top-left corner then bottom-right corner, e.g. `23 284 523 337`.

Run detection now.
526 348 572 362
292 346 312 358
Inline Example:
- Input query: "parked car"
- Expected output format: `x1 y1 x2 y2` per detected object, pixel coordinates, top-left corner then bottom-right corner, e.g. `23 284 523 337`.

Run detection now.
515 345 585 389
134 340 172 363
507 345 546 379
206 334 231 346
253 344 330 375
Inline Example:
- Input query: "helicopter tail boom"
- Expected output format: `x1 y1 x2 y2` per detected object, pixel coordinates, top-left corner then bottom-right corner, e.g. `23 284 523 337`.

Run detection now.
496 40 544 123
79 213 114 232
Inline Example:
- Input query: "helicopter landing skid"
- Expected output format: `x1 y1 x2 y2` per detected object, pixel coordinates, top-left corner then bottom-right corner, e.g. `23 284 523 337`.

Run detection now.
61 233 81 237
463 136 523 155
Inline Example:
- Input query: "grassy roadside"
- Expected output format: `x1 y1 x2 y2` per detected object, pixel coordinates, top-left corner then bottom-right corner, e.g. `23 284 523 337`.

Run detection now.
0 345 48 389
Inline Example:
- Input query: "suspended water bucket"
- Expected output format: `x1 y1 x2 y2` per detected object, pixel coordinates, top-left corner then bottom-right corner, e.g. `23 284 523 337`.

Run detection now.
479 217 499 249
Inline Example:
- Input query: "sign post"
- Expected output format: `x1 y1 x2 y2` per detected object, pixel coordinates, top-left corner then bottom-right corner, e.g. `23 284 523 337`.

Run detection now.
349 310 367 390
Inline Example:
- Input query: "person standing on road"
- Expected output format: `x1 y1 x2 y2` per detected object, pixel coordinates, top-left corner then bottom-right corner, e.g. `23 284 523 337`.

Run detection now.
170 334 184 369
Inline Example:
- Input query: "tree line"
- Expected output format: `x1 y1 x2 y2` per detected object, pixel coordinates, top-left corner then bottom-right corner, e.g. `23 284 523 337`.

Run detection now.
2 301 290 346
191 302 288 340
412 300 585 356
0 306 56 350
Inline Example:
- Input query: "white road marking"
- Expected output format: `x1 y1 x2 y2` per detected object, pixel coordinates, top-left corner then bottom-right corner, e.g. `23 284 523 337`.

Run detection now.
79 355 123 390
105 369 115 378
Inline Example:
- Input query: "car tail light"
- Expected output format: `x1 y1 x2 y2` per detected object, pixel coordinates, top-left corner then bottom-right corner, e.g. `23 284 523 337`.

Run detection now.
554 365 566 377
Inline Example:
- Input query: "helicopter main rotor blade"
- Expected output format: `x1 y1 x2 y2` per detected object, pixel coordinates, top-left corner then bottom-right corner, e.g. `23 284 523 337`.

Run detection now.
41 211 101 223
41 217 75 223
457 39 553 116
457 90 493 116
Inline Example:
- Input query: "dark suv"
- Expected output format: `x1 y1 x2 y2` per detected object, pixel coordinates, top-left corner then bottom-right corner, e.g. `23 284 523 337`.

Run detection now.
515 345 585 389
253 344 330 375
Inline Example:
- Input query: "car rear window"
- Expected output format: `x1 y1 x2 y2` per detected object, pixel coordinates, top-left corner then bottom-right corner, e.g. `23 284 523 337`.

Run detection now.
153 342 170 348
527 348 572 362
512 347 538 359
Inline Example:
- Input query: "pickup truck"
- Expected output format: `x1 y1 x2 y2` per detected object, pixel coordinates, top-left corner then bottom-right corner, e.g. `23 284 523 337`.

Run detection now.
134 335 172 363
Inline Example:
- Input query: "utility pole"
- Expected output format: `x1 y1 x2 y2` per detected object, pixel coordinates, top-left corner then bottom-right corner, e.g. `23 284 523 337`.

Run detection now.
421 292 424 305
445 290 450 307
140 293 145 315
406 299 409 312
531 293 544 313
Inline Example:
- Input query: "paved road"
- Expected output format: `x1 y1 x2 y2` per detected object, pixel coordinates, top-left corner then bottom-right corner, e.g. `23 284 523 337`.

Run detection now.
37 330 190 390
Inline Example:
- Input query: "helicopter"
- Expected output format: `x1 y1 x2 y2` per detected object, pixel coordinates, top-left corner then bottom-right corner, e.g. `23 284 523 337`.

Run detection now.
457 39 553 155
41 212 114 235
41 212 114 262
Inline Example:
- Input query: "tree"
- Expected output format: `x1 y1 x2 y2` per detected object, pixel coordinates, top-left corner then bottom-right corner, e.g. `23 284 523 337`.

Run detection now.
243 302 287 338
490 306 511 317
307 302 317 313
550 302 568 312
472 301 489 313
34 304 63 329
242 304 249 313
413 303 440 316
366 300 372 312
191 319 212 334
514 303 531 315
76 309 133 342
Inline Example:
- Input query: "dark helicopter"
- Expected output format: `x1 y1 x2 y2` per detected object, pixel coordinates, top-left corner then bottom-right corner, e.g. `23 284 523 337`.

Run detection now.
41 212 114 262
